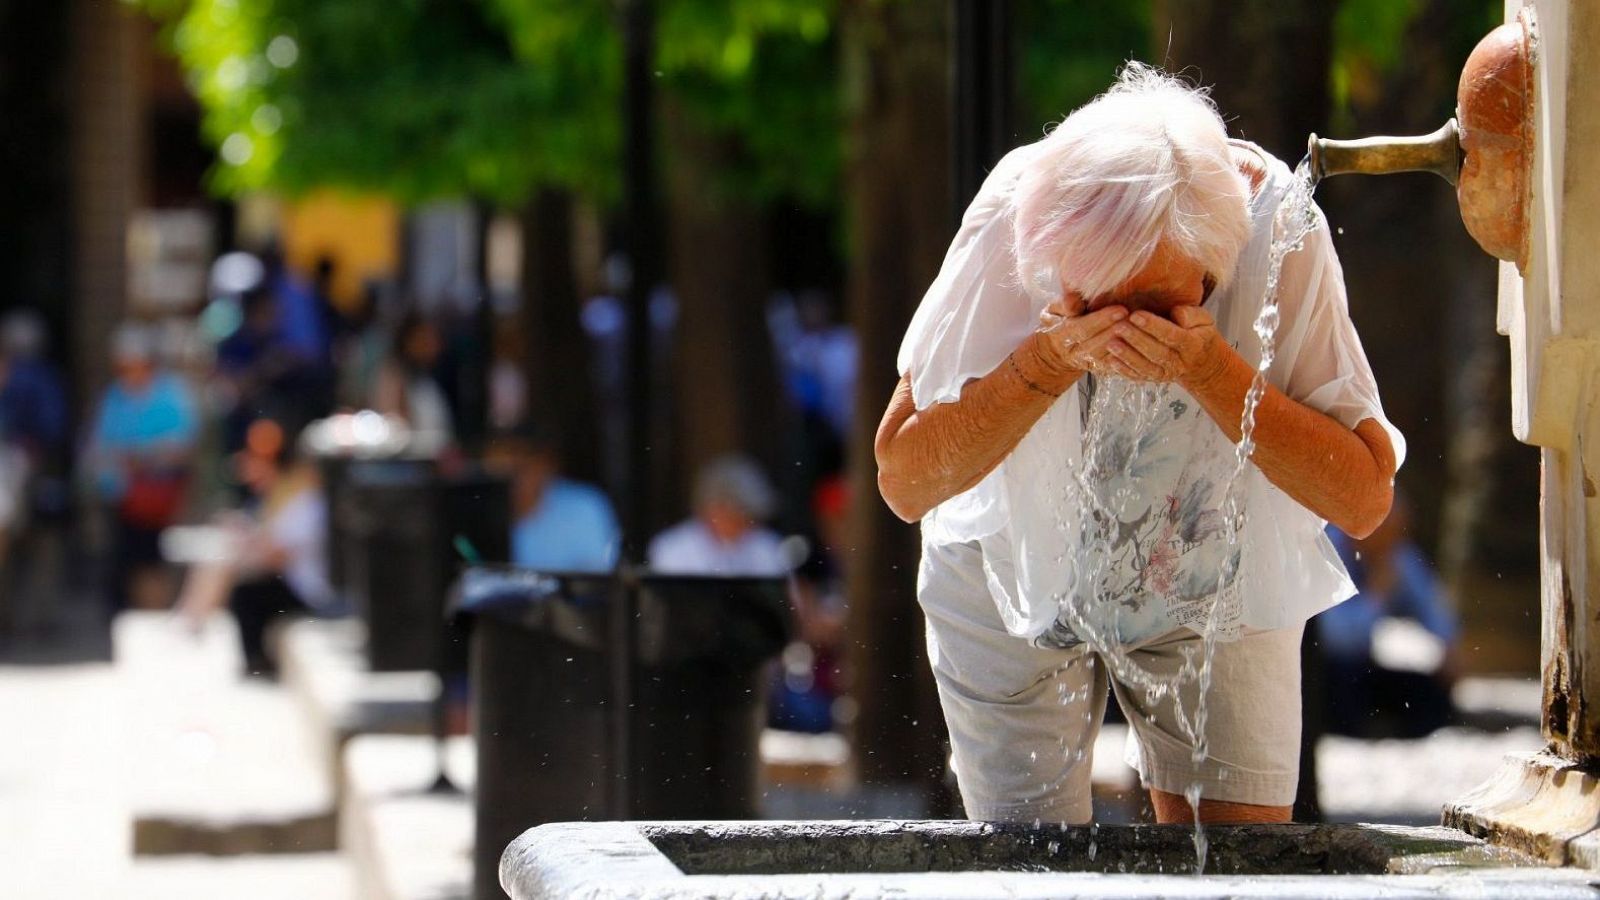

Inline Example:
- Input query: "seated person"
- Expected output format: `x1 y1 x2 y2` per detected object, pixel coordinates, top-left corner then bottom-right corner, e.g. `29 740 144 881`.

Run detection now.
486 423 620 573
176 419 335 675
1319 498 1460 738
648 455 789 577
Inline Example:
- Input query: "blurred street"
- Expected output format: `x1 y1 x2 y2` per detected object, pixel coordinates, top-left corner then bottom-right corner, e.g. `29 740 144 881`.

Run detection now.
0 581 1547 896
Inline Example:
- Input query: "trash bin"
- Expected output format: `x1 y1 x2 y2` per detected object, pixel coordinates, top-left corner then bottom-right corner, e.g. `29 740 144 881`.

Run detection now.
302 411 429 601
459 567 790 900
340 462 510 672
340 459 441 671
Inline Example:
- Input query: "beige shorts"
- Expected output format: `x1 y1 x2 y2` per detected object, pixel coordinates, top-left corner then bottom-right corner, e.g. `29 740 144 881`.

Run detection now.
918 539 1303 824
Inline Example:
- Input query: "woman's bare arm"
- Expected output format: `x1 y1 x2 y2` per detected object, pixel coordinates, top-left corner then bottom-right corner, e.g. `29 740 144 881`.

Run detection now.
1108 307 1395 537
1181 346 1395 538
875 306 1127 522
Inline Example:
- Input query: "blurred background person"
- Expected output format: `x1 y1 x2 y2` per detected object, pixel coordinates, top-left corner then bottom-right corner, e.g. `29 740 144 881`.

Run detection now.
649 455 789 577
0 310 70 635
1319 497 1461 738
0 310 69 479
85 324 199 612
215 279 291 455
484 423 620 573
769 474 851 733
488 327 529 434
175 417 334 676
372 311 454 441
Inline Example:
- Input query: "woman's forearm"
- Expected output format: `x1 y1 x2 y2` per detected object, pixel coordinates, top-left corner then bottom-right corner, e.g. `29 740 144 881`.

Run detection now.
1183 349 1395 537
875 331 1081 522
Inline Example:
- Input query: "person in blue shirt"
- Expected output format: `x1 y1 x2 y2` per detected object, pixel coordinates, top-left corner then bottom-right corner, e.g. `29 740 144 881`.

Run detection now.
1319 498 1460 738
87 325 200 611
486 423 620 573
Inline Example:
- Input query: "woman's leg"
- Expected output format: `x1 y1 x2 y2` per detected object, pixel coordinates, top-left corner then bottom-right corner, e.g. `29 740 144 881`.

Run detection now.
1149 789 1292 823
917 540 1103 823
1113 624 1306 822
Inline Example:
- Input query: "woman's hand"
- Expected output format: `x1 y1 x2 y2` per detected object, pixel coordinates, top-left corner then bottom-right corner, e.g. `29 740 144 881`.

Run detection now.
1102 306 1231 387
1033 292 1130 380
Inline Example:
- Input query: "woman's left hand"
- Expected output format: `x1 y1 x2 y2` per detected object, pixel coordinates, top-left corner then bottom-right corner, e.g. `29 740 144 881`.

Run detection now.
1103 306 1232 388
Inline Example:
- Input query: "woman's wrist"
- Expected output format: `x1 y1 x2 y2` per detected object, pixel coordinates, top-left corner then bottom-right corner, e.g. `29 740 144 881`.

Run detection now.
1015 331 1082 396
1179 338 1241 398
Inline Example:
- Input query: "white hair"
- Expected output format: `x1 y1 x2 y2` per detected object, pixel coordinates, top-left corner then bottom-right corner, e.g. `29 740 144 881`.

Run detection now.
694 455 777 521
1013 63 1253 301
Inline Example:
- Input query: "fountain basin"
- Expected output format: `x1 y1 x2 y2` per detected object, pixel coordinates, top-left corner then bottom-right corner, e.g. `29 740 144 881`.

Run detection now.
500 820 1599 899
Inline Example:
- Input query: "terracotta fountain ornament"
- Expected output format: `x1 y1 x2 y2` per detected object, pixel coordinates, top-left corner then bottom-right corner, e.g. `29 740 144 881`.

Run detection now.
1307 8 1538 272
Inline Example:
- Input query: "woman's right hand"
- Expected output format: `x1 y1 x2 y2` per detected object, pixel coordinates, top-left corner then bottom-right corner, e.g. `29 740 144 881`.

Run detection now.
1032 292 1131 379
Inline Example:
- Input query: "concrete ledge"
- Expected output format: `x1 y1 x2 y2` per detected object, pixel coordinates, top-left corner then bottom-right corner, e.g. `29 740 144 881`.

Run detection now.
759 729 853 791
1445 751 1600 866
126 853 353 899
500 820 1589 899
341 734 474 900
115 612 336 856
279 619 438 781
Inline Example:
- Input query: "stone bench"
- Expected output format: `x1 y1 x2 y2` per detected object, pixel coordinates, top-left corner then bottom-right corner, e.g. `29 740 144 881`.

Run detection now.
114 611 337 855
340 734 474 900
278 618 439 795
126 853 353 899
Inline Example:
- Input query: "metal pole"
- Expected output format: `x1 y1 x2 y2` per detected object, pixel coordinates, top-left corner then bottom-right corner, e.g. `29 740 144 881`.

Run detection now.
621 0 659 556
606 567 637 819
613 0 658 820
951 0 1013 225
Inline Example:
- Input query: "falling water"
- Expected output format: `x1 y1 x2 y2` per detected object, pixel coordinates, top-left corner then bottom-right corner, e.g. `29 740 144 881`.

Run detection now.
1047 159 1324 874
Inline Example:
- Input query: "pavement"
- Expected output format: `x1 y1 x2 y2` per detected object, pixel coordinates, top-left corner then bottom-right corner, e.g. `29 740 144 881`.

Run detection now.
0 572 1558 898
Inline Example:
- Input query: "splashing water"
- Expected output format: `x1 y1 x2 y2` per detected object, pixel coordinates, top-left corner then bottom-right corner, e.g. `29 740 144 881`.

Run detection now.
1047 159 1324 874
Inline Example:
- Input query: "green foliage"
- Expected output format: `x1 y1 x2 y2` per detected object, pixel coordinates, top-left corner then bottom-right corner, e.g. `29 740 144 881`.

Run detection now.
1330 0 1503 126
1015 0 1152 137
490 0 840 207
133 0 839 208
132 0 589 205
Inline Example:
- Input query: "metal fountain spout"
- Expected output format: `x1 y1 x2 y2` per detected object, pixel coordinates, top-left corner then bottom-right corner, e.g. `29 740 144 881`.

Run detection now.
1307 120 1463 185
1305 9 1538 272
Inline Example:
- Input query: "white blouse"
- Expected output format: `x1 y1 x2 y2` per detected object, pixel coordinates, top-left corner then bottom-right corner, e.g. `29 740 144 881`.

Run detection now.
898 139 1405 647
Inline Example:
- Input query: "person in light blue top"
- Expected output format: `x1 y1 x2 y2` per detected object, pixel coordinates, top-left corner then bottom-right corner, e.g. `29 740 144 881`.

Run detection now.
488 424 620 573
1319 497 1459 738
88 330 199 500
86 324 200 610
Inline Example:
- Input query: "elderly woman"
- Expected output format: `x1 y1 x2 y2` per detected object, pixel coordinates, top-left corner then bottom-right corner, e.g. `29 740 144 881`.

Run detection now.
875 65 1402 826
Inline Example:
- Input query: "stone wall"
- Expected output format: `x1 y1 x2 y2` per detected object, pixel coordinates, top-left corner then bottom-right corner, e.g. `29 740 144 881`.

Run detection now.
1495 0 1600 757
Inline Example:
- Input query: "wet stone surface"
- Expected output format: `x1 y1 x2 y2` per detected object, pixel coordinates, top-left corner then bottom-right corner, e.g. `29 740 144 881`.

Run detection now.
500 820 1600 899
643 821 1523 876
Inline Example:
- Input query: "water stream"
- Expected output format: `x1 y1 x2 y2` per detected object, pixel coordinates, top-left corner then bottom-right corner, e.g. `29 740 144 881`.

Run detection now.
1048 159 1324 873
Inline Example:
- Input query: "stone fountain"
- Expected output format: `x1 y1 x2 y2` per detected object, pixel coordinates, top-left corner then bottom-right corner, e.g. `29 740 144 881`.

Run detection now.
493 2 1600 895
1317 0 1600 866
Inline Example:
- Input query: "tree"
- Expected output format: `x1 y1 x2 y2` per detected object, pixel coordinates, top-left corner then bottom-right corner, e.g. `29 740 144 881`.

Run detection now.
839 0 952 802
491 0 841 521
133 0 611 203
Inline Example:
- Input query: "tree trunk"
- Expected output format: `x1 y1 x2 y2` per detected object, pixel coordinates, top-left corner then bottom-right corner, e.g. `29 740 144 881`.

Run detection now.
662 104 781 515
518 189 601 481
1152 0 1335 163
840 0 953 805
0 0 72 383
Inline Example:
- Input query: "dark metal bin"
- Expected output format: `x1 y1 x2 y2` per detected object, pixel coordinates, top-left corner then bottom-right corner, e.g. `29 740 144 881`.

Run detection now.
459 567 789 900
340 462 509 672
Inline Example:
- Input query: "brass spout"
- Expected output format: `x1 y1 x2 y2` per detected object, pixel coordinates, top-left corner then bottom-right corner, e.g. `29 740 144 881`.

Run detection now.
1306 120 1464 186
